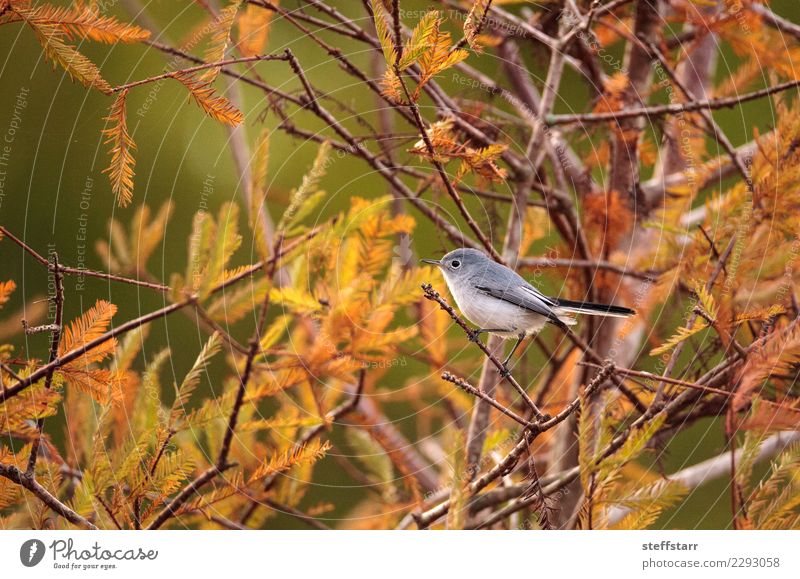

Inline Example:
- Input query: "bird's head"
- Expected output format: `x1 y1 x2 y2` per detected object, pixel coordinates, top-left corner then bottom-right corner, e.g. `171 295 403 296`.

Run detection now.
421 248 490 282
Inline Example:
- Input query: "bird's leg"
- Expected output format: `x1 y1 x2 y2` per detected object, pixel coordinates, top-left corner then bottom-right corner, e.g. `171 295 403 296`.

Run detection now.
469 328 508 343
500 332 526 377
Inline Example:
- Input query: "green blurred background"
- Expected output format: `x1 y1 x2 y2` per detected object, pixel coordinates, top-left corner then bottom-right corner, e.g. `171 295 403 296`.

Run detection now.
1 0 797 528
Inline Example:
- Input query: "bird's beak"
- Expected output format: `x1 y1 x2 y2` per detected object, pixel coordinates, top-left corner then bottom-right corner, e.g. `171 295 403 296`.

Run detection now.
420 258 441 266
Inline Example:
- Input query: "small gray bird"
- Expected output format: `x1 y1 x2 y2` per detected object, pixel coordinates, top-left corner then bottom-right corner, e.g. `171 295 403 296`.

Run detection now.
422 248 635 368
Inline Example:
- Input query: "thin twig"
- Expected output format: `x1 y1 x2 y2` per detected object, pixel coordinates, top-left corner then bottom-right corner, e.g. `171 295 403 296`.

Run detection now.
0 462 97 529
0 361 24 385
216 233 284 471
26 252 63 474
604 430 800 526
239 371 365 525
421 284 544 420
149 235 288 531
414 362 614 528
0 224 320 404
111 54 289 93
0 226 169 292
442 372 535 428
395 67 504 263
147 465 225 530
547 78 800 125
518 256 657 281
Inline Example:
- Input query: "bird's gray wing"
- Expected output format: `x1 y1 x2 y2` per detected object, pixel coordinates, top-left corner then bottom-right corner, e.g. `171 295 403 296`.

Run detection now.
473 283 566 328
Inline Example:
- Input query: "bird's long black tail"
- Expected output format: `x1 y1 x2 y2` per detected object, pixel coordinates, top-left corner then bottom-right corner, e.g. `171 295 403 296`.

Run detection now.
552 298 635 318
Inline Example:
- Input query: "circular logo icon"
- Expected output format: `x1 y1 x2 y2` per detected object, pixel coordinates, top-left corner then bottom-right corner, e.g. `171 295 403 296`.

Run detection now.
20 539 46 567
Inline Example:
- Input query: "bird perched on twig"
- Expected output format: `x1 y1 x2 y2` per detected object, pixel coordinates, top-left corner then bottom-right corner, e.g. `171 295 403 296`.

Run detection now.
421 248 635 370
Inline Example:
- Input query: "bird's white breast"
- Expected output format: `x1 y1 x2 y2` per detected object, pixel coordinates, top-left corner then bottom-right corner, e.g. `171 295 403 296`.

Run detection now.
443 275 547 337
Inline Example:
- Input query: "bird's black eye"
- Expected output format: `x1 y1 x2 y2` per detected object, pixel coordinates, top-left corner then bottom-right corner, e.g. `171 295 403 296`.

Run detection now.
451 260 461 269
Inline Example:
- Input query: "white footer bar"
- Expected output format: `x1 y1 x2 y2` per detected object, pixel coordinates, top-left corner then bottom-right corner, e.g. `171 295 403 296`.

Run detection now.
1 530 798 578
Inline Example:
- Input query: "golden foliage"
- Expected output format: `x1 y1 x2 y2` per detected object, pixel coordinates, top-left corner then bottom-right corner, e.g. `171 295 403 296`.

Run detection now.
413 19 469 100
169 332 223 429
454 143 508 185
463 0 490 52
716 5 800 83
736 305 787 325
0 280 15 308
8 0 800 532
582 189 632 255
371 0 397 67
380 67 404 103
372 6 469 101
608 480 688 530
174 71 244 126
58 368 122 406
54 300 122 405
398 11 438 70
744 444 800 529
173 202 243 299
58 300 117 361
249 439 331 483
19 3 150 43
17 8 111 93
96 202 173 274
650 280 727 356
249 128 271 260
206 277 269 324
277 141 330 234
102 90 136 207
346 428 397 501
578 405 670 529
0 376 62 434
238 1 276 57
418 292 449 366
741 397 800 432
593 72 629 116
445 429 468 530
410 119 506 186
735 321 800 413
209 204 244 288
650 319 708 357
201 3 239 83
